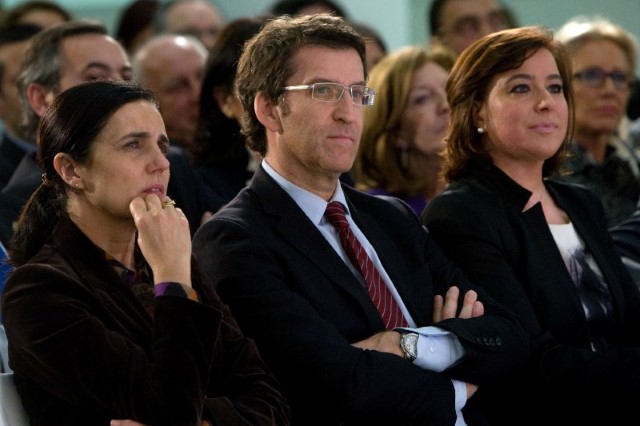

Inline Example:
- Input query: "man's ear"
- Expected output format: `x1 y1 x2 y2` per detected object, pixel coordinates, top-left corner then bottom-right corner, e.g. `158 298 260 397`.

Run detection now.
254 91 283 134
53 152 84 189
26 83 55 119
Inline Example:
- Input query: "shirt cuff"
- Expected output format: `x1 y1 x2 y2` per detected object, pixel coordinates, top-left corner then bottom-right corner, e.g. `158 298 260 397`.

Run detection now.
154 282 199 302
396 326 465 372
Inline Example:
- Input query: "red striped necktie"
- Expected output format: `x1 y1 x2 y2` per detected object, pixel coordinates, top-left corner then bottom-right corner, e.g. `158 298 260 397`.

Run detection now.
325 201 408 329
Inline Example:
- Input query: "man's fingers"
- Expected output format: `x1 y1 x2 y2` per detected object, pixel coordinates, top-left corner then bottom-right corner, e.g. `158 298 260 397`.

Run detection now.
433 294 444 322
459 290 478 319
441 286 459 320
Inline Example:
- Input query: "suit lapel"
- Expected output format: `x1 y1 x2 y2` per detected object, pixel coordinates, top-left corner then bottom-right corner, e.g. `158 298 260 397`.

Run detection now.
251 168 386 328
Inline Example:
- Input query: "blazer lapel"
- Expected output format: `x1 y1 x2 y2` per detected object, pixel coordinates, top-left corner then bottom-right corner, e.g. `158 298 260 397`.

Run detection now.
251 168 385 328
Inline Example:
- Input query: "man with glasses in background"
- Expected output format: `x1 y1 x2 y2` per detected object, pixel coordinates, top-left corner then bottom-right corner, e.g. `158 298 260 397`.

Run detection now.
427 0 515 56
193 13 529 426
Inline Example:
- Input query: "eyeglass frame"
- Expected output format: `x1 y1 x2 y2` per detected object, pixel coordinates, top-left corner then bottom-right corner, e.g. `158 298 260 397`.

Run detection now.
282 82 376 106
573 67 635 91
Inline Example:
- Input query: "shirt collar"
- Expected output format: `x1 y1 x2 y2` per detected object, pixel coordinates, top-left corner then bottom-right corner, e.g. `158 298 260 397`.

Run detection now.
261 159 349 225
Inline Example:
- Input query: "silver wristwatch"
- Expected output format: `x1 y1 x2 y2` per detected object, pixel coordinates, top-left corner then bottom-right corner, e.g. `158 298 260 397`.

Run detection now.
398 331 419 362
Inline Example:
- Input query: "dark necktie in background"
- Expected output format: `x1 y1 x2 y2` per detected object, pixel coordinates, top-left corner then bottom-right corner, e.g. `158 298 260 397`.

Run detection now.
325 201 408 329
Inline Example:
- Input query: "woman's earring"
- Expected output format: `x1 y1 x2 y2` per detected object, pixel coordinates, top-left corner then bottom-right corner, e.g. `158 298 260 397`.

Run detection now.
477 127 485 134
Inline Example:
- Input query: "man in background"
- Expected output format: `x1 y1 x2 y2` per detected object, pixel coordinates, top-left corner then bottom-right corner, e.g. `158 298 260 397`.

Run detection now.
0 23 42 190
155 0 224 50
428 0 514 55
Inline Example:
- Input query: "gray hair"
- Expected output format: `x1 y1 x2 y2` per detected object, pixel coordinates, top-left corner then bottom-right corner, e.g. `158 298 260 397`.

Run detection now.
17 20 108 141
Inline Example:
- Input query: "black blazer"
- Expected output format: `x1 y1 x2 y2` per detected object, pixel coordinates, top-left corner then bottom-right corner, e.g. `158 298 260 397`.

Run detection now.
193 165 529 426
423 165 640 425
2 217 289 425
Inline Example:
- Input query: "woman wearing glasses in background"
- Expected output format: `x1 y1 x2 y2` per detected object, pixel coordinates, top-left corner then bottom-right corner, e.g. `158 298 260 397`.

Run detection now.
554 17 640 227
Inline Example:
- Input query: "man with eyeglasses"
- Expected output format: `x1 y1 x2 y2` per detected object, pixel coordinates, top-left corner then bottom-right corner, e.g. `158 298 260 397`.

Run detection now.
555 16 640 227
193 13 529 426
428 0 515 56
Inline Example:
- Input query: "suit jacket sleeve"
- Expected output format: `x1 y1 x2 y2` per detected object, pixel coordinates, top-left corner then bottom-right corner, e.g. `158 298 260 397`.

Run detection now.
193 190 529 425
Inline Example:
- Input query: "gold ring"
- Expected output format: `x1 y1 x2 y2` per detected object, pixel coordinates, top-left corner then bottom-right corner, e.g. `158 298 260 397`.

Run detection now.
161 198 176 208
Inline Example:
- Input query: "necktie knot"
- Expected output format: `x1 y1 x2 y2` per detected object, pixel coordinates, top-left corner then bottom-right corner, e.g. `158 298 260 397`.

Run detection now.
325 201 349 231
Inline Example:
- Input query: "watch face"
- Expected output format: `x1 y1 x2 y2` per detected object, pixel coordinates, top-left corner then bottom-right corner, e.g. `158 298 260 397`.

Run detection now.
401 333 418 361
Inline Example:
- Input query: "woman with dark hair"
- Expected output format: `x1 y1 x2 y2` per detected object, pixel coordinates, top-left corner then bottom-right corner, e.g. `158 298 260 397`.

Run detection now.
193 16 267 203
422 26 640 425
2 80 289 425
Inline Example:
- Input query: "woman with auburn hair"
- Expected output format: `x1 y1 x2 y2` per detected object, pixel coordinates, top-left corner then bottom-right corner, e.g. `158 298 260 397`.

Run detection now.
423 26 640 425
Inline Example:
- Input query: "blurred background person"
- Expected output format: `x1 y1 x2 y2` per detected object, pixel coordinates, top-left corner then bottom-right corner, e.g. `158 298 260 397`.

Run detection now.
192 16 266 204
270 0 347 17
354 45 454 215
350 21 387 71
555 16 640 227
133 33 207 156
155 0 224 51
427 0 513 56
0 0 71 29
0 20 132 248
0 23 42 190
115 0 159 56
3 80 290 425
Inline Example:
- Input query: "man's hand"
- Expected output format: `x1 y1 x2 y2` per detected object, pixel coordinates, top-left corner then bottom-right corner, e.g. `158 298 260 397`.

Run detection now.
433 286 484 322
352 330 404 357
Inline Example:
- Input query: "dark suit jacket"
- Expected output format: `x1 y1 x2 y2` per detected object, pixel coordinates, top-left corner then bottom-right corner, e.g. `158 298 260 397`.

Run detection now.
0 132 31 191
423 165 640 425
2 217 289 425
192 165 529 426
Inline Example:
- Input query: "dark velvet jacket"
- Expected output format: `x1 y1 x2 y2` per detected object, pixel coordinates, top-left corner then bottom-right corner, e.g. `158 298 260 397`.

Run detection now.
1 217 290 425
423 165 640 425
192 165 530 426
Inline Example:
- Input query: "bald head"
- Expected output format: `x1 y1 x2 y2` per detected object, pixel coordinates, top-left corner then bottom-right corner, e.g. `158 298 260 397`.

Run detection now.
135 34 207 149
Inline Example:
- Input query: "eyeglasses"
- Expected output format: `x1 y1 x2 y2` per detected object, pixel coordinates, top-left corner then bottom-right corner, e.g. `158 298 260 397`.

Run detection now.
282 82 376 106
573 68 635 90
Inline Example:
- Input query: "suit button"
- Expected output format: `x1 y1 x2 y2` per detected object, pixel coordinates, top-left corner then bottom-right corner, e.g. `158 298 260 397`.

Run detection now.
496 337 502 346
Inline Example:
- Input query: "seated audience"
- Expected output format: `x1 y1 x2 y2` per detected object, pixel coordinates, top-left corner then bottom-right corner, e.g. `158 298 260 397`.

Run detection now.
193 13 529 425
354 45 454 215
270 0 347 17
2 80 290 425
422 26 640 425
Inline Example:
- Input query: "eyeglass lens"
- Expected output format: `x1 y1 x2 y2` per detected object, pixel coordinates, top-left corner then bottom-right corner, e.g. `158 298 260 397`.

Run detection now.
575 68 633 89
312 83 374 106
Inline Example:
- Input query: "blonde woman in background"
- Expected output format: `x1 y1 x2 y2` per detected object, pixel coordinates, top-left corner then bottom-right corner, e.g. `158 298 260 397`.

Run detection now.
354 45 455 215
555 16 640 226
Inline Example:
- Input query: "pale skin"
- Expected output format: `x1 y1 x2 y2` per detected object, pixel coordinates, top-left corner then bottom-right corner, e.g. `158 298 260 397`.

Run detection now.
255 45 483 400
53 101 193 426
475 48 570 224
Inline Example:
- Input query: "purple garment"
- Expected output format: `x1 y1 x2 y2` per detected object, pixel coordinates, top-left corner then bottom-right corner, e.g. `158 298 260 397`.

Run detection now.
366 188 428 217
